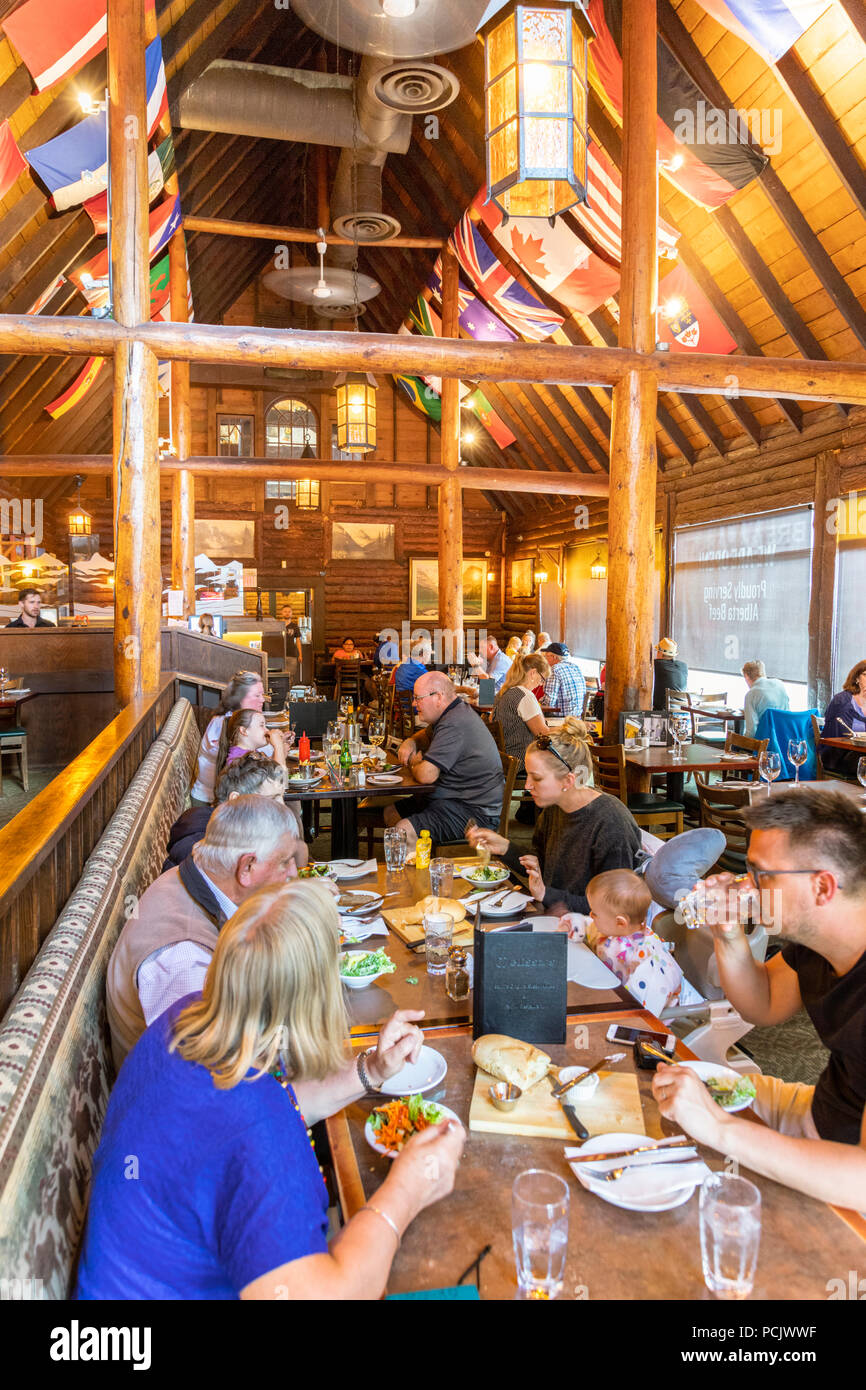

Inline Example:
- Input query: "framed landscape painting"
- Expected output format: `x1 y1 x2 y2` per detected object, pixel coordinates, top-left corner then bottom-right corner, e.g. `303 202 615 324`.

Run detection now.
511 558 533 597
410 558 487 621
331 521 395 561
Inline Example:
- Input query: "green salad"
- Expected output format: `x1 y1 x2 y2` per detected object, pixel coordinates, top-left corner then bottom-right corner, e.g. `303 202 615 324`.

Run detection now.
467 865 507 882
339 948 396 978
705 1075 757 1109
299 863 331 878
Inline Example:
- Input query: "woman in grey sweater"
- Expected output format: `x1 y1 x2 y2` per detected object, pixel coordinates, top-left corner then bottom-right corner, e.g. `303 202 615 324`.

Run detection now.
467 719 642 915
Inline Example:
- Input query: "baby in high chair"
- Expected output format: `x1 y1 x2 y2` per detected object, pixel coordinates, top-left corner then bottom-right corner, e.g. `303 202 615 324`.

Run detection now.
565 868 687 1016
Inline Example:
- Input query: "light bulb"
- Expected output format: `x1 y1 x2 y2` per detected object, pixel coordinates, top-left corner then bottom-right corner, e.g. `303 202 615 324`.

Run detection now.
662 295 685 320
313 278 331 299
381 0 417 15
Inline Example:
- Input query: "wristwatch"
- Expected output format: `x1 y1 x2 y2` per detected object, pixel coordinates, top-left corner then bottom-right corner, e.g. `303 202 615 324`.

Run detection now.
356 1046 383 1093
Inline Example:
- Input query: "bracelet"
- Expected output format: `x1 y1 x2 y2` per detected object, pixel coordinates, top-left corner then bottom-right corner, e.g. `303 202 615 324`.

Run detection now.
356 1046 383 1093
361 1203 401 1248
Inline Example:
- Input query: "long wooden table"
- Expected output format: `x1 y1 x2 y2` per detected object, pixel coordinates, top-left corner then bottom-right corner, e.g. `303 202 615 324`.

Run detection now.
624 743 758 799
327 1014 866 1300
341 861 632 1037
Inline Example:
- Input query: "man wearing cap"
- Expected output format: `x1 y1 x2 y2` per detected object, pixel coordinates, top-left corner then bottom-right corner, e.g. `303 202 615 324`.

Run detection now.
652 637 689 711
541 642 587 717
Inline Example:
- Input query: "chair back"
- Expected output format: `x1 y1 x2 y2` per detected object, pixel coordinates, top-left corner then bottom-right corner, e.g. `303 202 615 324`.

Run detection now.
487 718 504 752
754 706 819 779
665 689 692 713
722 730 768 780
695 774 751 866
810 713 826 779
590 742 628 802
391 688 416 738
499 751 520 836
334 662 362 705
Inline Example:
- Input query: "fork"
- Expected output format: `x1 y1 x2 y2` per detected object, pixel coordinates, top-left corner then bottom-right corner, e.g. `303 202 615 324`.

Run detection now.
601 1149 698 1182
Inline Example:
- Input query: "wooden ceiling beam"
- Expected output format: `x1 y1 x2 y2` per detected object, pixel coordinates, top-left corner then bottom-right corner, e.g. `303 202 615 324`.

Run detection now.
837 0 866 46
184 217 445 249
166 0 269 114
535 383 608 470
521 383 607 474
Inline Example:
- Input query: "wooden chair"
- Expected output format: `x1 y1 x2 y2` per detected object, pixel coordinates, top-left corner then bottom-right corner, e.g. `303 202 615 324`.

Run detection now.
334 661 362 706
689 691 729 748
810 714 826 779
390 688 416 738
0 727 29 793
721 730 768 780
695 774 752 871
590 742 684 840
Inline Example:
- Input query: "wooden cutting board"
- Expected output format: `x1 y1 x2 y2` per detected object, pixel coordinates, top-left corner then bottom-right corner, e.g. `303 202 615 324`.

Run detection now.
469 1066 646 1141
383 896 471 946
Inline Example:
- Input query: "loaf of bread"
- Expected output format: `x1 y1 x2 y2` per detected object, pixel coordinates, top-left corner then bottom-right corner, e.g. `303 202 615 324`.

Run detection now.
472 1034 551 1089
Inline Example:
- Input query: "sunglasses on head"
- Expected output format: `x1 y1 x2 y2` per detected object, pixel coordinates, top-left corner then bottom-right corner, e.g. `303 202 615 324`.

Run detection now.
533 734 572 773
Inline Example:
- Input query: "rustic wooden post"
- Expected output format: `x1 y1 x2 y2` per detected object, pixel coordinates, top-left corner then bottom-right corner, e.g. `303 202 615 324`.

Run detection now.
604 0 659 737
109 0 160 705
807 449 840 711
169 234 195 616
439 244 464 660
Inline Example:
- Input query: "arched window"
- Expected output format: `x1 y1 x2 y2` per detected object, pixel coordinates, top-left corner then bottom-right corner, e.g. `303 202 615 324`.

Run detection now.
265 397 317 457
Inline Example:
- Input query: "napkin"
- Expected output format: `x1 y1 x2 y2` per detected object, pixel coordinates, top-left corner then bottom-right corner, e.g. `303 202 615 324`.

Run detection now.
566 1148 710 1201
566 940 620 989
339 916 388 941
333 858 377 878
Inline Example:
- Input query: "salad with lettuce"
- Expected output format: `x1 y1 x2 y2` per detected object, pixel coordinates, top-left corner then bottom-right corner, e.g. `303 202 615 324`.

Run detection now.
704 1075 757 1109
339 948 396 979
299 863 332 879
466 865 508 882
368 1095 444 1153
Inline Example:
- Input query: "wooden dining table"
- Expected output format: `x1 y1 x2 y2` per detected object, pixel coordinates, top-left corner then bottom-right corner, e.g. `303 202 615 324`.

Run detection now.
339 860 634 1038
624 743 758 800
286 758 432 857
326 1013 866 1300
821 735 866 758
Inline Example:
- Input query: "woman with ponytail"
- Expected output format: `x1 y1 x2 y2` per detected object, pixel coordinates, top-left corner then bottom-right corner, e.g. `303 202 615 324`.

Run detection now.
190 671 270 807
467 718 642 914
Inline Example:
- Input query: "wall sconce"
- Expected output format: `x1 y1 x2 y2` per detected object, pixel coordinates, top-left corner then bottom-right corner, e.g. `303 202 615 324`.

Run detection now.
590 550 606 580
68 475 92 536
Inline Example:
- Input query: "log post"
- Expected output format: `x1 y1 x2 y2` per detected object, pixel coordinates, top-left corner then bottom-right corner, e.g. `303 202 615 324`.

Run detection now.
439 244 464 660
169 234 195 616
807 449 840 711
109 0 161 706
604 0 659 737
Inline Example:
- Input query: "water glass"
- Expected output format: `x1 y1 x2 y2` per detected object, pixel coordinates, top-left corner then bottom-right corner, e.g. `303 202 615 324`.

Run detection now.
383 827 407 873
511 1169 570 1300
430 857 454 898
423 911 452 975
700 1173 762 1299
349 733 362 762
787 739 808 785
758 751 782 796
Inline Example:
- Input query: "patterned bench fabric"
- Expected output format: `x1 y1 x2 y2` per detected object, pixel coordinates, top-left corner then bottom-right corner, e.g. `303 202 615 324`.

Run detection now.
0 699 199 1299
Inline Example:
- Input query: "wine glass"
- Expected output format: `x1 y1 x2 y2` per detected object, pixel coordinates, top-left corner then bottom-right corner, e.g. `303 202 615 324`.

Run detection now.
787 739 808 786
758 751 782 797
670 714 690 762
367 716 385 758
857 757 866 802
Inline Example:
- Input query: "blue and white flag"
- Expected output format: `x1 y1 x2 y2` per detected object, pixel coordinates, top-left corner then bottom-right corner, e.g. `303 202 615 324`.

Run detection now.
697 0 830 64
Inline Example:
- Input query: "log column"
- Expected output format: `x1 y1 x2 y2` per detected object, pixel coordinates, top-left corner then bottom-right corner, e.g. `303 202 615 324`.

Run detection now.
604 0 659 737
438 245 464 660
109 0 161 705
169 235 195 614
807 449 840 711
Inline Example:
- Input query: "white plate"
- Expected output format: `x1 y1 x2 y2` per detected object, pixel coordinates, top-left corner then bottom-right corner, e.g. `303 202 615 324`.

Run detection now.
365 1100 460 1157
287 773 325 788
572 1132 699 1213
367 773 403 786
677 1060 756 1113
339 950 393 990
460 864 510 885
378 1046 447 1096
336 888 383 916
480 890 531 917
330 859 375 880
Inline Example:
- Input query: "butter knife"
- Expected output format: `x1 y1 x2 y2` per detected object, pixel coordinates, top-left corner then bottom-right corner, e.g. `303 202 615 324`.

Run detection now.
548 1074 588 1140
568 1137 693 1164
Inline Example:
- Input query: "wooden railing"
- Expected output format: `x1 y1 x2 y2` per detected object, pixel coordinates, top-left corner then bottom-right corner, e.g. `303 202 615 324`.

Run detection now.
0 674 177 1017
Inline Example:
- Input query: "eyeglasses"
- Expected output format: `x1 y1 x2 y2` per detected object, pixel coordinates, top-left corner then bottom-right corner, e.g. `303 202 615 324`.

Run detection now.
533 735 572 774
744 859 826 888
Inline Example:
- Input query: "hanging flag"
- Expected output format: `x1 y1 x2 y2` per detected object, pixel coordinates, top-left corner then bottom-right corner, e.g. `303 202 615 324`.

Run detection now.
657 263 737 354
428 261 517 342
84 134 175 234
45 356 106 418
27 274 66 315
24 36 168 211
393 373 442 422
696 0 829 65
0 120 25 199
399 301 516 447
157 360 172 397
4 0 156 93
450 213 564 341
569 146 680 264
587 0 767 210
69 194 181 308
149 254 170 318
474 192 620 317
463 387 516 451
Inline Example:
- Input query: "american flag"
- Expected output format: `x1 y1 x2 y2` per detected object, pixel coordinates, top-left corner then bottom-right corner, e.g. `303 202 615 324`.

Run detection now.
450 214 564 341
572 145 680 264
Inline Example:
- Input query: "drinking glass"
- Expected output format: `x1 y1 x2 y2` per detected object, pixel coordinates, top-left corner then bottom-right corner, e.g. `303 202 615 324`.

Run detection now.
699 1173 762 1299
368 717 385 753
0 667 7 697
670 715 689 762
348 733 362 763
787 739 808 785
857 757 866 801
430 857 454 898
383 827 407 873
423 911 452 975
512 1169 570 1300
758 751 782 797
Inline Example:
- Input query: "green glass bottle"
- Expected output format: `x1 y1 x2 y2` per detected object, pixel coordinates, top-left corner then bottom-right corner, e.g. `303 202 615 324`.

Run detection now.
339 737 352 782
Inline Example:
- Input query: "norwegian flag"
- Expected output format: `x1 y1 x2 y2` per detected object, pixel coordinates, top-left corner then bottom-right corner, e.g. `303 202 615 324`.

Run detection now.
450 213 564 341
571 145 680 264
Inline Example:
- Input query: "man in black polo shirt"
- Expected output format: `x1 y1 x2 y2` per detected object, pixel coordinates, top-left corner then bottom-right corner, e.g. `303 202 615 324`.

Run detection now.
6 587 55 627
652 789 866 1211
385 671 504 847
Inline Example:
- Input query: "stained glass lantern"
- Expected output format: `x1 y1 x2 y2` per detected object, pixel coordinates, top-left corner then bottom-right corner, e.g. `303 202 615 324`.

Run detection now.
295 480 321 510
481 1 594 221
590 550 607 580
334 372 378 454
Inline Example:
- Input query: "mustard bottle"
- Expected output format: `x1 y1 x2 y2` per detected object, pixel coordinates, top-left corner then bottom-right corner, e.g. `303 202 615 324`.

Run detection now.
415 829 432 870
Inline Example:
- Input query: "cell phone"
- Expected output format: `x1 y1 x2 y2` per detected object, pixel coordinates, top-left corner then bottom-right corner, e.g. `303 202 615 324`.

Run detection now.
606 1022 676 1052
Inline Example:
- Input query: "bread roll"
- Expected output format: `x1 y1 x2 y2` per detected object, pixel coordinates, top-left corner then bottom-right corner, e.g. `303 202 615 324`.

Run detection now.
472 1034 551 1089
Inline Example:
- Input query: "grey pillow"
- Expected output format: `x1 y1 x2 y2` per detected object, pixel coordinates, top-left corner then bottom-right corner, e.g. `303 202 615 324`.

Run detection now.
643 828 726 909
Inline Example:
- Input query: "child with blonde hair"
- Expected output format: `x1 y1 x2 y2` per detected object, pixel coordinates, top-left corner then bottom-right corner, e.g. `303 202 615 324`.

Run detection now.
567 868 687 1015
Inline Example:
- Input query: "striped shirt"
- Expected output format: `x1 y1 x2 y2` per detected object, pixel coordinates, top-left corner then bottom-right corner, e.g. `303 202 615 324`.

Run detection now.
494 686 542 770
543 659 586 717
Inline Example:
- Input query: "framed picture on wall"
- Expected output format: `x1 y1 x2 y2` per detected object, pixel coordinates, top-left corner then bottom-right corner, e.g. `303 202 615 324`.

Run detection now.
511 558 533 597
194 518 255 559
410 558 488 621
331 521 395 561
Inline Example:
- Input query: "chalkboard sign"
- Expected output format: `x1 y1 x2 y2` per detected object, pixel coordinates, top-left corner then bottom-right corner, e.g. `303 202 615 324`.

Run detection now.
472 924 567 1044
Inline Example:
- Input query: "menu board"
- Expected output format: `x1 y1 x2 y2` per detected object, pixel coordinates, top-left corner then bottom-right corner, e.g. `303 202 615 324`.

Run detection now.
473 924 567 1045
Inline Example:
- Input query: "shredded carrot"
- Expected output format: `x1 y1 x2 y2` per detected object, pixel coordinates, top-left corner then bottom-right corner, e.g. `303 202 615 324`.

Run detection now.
370 1099 434 1153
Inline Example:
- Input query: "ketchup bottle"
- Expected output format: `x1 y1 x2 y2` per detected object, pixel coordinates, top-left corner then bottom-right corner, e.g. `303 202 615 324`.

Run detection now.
298 731 310 766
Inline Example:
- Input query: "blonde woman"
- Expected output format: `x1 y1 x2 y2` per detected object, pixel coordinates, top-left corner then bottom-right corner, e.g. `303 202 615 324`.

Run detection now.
505 635 523 661
493 653 551 771
520 630 537 655
468 718 642 914
79 881 465 1300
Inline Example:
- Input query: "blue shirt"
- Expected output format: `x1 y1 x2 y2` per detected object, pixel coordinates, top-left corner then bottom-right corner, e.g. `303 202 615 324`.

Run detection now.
486 648 512 694
743 676 789 737
394 659 427 693
76 997 328 1300
543 659 587 717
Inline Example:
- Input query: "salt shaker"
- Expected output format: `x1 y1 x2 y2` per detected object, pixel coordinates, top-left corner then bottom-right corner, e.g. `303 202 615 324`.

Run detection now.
445 946 471 1001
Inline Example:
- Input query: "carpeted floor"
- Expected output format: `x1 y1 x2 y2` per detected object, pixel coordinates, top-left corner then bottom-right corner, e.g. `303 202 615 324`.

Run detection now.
0 765 63 830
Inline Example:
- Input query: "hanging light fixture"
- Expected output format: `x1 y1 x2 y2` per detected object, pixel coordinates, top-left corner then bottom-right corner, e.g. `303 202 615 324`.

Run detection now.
68 475 92 536
533 558 548 584
481 1 594 222
590 550 606 580
295 479 321 510
334 372 378 454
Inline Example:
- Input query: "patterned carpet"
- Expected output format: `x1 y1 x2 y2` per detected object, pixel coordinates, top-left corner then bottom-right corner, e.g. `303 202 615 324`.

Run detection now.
737 1010 829 1085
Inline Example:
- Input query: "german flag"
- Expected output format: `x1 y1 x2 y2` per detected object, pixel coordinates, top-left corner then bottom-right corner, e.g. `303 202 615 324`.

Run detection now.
45 356 106 418
587 0 767 209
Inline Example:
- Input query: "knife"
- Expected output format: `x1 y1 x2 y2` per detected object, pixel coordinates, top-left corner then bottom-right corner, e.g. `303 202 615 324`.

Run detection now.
567 1137 693 1164
547 1074 588 1140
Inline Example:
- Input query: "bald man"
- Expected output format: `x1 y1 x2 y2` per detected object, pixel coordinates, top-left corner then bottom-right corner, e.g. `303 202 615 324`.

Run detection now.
385 671 504 847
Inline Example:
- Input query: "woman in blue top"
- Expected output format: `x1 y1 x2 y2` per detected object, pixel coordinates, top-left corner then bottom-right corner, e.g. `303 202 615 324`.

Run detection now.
822 659 866 778
76 881 465 1300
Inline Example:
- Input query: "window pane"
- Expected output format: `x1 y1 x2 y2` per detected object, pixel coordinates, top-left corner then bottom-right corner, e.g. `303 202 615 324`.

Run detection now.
264 397 317 458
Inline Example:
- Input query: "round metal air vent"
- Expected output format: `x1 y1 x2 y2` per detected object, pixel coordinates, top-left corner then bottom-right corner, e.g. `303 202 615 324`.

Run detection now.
261 266 381 305
290 0 490 59
313 301 369 321
332 208 401 242
370 61 460 114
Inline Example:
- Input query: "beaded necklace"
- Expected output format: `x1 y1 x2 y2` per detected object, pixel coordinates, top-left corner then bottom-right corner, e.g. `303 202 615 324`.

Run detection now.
271 1052 327 1187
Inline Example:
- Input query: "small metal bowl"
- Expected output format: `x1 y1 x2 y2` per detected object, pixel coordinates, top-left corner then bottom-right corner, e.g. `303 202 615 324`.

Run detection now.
488 1081 522 1112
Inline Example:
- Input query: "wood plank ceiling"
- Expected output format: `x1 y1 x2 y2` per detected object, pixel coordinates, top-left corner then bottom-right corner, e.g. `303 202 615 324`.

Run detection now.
0 0 864 517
